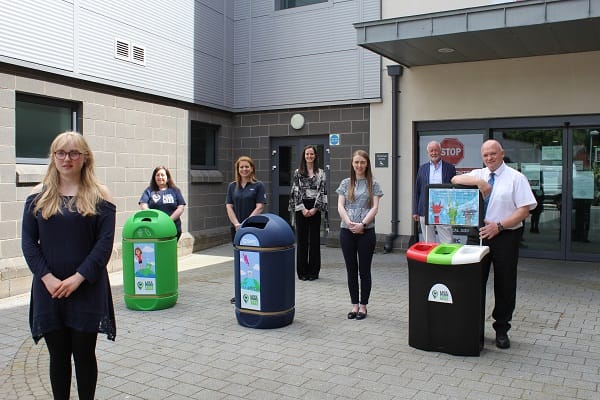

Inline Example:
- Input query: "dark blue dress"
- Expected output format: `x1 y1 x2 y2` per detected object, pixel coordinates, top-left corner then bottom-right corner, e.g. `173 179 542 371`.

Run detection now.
21 195 117 343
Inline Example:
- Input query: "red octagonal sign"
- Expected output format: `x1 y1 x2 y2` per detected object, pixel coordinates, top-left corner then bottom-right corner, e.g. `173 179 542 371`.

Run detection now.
440 138 464 165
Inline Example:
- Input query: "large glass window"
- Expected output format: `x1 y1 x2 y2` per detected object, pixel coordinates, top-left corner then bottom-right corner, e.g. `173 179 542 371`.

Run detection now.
190 121 217 169
276 0 326 10
16 94 79 164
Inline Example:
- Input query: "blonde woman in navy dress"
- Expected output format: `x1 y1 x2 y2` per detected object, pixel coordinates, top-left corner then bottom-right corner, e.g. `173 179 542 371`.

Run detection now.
22 131 116 400
336 150 383 320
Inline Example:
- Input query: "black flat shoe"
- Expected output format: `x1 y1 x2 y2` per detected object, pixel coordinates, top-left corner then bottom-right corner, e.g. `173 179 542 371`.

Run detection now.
356 310 367 320
308 276 315 281
347 311 357 319
495 333 510 349
299 276 307 281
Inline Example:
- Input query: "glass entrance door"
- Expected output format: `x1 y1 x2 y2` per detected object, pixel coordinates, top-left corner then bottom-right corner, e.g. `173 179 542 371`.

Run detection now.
494 127 600 261
271 137 330 242
569 127 600 259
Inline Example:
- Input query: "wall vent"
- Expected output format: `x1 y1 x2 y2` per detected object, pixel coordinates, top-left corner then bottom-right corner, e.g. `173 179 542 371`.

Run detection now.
132 44 146 65
114 39 146 66
115 39 130 60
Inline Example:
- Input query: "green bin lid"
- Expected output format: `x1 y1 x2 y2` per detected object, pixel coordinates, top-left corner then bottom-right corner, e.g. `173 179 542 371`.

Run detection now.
122 210 177 239
426 243 463 265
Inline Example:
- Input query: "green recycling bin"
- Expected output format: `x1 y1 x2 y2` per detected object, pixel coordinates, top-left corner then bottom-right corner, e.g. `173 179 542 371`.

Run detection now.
122 210 178 311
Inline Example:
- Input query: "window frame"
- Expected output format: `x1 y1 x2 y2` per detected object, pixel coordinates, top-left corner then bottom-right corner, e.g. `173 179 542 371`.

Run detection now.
15 93 81 165
275 0 328 11
190 120 218 170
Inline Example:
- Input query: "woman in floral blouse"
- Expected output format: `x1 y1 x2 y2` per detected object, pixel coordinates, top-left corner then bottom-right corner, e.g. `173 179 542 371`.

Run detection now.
289 145 327 281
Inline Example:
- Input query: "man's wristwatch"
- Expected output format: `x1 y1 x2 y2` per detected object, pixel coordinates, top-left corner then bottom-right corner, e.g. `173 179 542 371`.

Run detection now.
497 222 504 232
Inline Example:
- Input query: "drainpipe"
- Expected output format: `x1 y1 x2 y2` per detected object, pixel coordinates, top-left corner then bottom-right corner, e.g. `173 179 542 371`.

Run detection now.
384 65 403 253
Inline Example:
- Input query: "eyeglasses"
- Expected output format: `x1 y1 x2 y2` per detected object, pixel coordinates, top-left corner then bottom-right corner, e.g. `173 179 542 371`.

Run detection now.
54 150 84 160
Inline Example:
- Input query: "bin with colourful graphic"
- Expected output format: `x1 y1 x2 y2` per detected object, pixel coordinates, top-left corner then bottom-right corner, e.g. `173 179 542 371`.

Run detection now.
122 210 178 311
233 213 295 328
407 242 489 356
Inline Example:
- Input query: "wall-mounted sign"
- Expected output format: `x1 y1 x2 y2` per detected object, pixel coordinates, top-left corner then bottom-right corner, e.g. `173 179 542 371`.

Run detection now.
329 134 340 146
375 153 388 168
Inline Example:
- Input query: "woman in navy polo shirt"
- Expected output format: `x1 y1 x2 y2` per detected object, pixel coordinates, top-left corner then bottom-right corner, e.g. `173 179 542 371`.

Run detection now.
226 156 267 303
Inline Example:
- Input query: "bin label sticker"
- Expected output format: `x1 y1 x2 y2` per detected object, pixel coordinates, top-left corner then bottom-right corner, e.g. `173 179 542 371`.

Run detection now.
428 283 453 304
133 243 156 295
239 250 261 310
240 233 260 247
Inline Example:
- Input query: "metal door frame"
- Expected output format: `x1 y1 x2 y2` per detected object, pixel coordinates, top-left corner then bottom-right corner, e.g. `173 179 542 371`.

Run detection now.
270 136 330 241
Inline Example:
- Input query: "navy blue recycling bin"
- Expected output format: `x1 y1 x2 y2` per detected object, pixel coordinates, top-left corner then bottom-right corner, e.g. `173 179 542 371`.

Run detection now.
233 213 295 329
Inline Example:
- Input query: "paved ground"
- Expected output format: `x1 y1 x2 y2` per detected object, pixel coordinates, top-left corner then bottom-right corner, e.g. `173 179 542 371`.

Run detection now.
1 244 599 399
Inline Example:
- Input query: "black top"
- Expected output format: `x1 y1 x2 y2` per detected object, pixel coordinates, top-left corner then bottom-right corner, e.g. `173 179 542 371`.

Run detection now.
22 194 117 343
225 181 267 225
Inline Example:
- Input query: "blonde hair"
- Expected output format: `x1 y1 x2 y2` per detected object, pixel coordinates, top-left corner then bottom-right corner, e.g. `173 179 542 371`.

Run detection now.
234 156 258 188
33 131 104 219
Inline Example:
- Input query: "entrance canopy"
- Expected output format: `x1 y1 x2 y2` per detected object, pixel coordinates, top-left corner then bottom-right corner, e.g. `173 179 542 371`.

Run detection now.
354 0 600 67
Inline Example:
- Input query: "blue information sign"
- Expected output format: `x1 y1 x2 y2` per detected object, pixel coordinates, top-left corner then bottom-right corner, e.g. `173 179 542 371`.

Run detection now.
329 134 340 146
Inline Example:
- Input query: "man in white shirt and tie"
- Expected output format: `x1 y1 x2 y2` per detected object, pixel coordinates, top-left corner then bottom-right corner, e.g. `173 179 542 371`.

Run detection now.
451 139 537 350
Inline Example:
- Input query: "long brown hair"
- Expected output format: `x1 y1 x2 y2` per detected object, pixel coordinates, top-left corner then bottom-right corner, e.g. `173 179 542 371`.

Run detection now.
348 149 374 207
298 145 320 176
234 156 258 188
33 131 104 219
148 166 179 191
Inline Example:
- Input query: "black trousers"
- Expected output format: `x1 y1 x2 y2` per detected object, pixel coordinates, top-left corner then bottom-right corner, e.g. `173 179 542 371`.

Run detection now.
295 209 321 279
340 228 376 305
44 328 98 400
480 228 521 335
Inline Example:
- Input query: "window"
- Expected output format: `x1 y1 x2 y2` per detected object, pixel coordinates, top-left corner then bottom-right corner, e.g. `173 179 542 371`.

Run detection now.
16 94 80 164
276 0 326 10
190 121 218 169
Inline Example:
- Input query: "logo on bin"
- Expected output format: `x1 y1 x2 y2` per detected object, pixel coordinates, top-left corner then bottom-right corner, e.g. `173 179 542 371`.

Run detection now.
428 283 453 304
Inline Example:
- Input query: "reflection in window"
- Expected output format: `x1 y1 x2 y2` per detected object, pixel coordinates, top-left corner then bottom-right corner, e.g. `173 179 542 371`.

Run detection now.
16 94 79 163
276 0 327 10
190 121 218 169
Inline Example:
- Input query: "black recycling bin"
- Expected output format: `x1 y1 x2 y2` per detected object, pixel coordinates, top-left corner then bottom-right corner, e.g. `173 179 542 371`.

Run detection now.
406 242 490 356
233 213 295 329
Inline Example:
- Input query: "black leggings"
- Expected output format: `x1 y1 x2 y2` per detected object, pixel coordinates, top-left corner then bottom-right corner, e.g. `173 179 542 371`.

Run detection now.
340 227 376 305
44 328 98 400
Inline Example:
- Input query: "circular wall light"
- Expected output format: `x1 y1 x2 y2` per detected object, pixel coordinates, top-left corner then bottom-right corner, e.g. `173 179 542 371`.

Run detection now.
290 113 305 130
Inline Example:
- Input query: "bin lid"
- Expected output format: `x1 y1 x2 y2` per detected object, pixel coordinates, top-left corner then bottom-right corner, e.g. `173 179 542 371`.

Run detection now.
451 245 490 264
234 213 295 247
426 243 463 265
122 210 177 239
406 242 438 263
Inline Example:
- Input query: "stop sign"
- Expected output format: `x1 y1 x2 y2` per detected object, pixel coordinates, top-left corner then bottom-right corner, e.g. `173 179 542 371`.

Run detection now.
440 138 464 165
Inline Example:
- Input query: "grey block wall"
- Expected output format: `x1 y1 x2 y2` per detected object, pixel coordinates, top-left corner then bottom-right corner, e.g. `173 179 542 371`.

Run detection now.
232 104 382 246
0 65 234 299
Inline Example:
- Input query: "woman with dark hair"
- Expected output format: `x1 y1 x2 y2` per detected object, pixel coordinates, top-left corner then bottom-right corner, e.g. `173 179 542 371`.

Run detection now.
336 150 383 320
139 166 186 240
22 131 116 400
289 145 327 281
